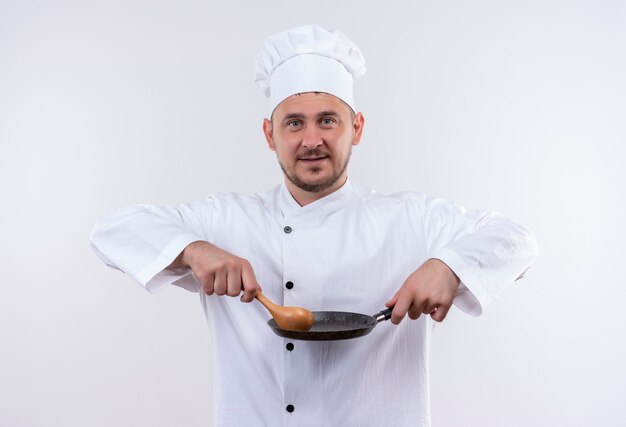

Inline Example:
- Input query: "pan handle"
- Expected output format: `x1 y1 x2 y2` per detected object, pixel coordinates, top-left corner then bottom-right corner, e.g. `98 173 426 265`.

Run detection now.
374 308 393 322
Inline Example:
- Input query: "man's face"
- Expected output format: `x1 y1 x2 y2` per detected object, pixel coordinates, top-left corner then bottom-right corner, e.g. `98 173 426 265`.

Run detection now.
263 92 364 195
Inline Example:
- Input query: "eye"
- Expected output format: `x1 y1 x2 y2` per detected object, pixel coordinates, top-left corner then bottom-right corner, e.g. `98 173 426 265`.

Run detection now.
320 118 336 126
287 120 302 128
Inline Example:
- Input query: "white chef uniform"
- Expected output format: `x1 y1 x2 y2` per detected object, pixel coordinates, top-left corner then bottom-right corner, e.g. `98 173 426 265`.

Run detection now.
90 179 538 427
91 24 538 427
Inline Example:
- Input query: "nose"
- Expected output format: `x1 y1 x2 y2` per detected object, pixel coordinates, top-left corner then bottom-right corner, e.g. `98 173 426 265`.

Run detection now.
301 125 323 149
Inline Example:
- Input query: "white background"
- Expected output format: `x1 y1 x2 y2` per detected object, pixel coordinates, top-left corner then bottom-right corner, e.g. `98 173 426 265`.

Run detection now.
1 0 625 426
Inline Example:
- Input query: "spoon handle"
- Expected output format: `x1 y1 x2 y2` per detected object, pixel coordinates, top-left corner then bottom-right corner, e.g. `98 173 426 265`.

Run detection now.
255 291 277 314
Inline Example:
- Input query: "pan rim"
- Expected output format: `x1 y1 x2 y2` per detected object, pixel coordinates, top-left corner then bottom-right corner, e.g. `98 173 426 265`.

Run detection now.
267 310 378 341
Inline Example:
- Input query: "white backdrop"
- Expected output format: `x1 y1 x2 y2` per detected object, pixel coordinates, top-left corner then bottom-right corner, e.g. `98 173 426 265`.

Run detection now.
1 1 625 426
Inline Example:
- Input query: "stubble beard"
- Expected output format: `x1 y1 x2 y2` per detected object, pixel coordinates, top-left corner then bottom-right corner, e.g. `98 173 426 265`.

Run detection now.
278 149 352 193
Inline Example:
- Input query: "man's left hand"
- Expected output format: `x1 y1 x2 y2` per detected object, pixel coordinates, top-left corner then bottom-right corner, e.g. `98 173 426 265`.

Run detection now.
385 258 460 324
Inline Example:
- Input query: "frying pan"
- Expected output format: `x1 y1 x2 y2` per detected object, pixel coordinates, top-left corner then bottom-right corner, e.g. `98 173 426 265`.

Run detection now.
267 308 393 341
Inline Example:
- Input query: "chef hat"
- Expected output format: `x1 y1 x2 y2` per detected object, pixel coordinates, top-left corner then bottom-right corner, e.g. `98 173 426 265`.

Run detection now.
255 24 366 113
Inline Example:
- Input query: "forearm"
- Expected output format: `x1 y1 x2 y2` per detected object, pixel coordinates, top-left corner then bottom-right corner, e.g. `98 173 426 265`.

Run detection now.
168 250 187 269
90 203 206 288
167 240 208 269
420 195 538 315
434 212 538 315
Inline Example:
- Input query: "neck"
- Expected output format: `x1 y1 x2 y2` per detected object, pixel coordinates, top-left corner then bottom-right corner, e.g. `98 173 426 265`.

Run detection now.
285 175 348 207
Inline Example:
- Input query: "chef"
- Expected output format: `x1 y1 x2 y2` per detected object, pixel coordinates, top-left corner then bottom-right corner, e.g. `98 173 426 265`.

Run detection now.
90 24 538 427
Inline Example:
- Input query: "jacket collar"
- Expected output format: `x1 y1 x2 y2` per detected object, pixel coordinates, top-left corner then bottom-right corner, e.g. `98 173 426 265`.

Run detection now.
278 178 355 223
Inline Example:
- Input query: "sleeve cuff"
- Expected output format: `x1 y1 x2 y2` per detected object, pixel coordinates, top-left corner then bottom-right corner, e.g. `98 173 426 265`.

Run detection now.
135 234 202 293
432 248 487 317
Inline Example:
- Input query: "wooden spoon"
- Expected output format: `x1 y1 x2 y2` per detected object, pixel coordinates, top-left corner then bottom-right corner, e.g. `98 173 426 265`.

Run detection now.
255 291 316 331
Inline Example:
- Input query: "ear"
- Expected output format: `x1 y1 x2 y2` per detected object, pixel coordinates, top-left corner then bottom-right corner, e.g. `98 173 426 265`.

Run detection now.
351 112 365 146
263 118 276 151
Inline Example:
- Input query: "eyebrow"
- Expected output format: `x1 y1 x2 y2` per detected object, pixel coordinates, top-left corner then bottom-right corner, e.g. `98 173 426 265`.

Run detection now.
282 113 306 121
281 111 341 122
317 110 340 118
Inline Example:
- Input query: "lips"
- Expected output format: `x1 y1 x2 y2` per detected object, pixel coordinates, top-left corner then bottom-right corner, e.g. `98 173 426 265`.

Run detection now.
297 148 330 163
299 156 328 161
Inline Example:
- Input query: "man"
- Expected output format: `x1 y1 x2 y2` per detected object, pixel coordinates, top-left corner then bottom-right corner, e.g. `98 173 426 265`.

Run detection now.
90 24 538 427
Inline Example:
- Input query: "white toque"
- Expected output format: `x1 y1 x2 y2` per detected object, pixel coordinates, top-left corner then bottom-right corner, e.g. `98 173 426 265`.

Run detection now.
255 24 366 113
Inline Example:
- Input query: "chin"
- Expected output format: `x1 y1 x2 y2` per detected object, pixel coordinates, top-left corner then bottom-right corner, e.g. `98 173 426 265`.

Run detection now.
299 174 330 186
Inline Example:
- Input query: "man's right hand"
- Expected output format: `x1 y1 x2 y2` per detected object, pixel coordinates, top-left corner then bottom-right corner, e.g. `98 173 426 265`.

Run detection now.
168 241 261 303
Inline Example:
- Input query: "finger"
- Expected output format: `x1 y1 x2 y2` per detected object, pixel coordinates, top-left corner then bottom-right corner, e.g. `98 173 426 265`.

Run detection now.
431 304 451 322
240 263 260 303
408 303 422 320
385 292 399 308
226 265 242 297
391 291 412 325
423 301 438 315
404 292 430 319
213 270 227 295
201 272 215 295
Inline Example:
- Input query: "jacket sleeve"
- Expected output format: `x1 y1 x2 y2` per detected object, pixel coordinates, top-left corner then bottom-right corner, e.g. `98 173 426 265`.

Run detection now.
89 197 219 293
417 196 538 316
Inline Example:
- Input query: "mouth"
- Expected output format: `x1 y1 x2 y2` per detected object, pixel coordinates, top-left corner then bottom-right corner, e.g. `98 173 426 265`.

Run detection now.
298 155 329 162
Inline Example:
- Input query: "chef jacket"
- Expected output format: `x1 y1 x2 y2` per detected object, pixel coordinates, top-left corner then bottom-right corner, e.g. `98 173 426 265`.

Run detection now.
90 179 538 427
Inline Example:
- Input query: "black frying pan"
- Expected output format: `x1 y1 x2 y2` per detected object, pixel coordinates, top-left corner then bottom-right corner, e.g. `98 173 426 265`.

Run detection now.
267 308 393 341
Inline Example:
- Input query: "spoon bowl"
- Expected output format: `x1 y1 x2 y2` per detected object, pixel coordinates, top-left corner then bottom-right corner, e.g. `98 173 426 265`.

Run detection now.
255 291 315 331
